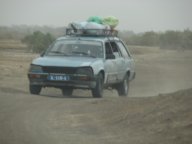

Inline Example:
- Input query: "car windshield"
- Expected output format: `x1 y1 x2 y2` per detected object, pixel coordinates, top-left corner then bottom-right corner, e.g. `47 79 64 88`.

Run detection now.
46 39 103 58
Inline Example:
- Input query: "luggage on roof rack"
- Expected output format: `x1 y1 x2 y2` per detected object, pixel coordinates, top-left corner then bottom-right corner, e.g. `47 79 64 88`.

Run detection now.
67 21 118 37
66 28 118 37
102 16 119 29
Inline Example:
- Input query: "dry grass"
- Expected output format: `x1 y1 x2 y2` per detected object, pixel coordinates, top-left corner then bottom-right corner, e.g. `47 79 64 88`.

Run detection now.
129 45 161 55
0 39 27 49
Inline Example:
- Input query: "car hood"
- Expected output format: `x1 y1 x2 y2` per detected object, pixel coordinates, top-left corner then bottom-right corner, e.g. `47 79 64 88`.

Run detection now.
32 56 100 67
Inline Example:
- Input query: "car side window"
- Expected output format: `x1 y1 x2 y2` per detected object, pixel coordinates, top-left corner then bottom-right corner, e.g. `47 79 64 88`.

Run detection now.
111 42 122 58
116 41 130 58
105 42 113 55
105 41 122 58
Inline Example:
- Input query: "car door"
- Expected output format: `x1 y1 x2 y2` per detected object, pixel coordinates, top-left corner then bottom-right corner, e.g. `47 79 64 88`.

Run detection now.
104 42 117 84
116 41 135 79
110 41 126 81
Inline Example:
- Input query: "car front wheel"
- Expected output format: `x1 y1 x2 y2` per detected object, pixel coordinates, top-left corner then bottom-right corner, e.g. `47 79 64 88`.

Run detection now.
62 87 73 96
92 73 104 98
29 85 42 95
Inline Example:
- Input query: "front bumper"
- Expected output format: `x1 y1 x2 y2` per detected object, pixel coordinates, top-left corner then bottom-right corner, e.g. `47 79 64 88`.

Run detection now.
28 72 96 89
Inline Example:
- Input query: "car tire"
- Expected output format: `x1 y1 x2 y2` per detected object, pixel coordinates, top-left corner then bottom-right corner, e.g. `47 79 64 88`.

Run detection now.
117 74 129 97
62 87 73 96
92 73 104 98
29 85 42 95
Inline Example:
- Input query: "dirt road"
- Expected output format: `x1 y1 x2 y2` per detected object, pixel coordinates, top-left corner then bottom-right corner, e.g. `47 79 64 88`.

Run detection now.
0 47 192 144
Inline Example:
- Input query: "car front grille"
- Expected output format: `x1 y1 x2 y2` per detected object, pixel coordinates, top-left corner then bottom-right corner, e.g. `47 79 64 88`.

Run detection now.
42 66 77 74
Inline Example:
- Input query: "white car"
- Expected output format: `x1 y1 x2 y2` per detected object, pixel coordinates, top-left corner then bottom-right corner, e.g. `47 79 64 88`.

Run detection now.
28 29 135 97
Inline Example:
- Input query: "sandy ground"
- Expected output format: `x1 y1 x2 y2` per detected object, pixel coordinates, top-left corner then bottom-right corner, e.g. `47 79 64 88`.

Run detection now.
0 46 192 144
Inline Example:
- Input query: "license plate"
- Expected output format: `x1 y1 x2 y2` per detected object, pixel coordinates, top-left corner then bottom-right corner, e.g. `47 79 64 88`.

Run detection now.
48 74 70 81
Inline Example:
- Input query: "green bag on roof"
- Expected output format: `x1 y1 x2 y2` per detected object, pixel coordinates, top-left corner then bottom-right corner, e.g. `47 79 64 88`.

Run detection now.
102 16 119 29
87 16 103 24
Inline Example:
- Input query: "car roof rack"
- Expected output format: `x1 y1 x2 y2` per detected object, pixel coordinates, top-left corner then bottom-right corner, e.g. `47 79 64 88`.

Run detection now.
66 28 118 37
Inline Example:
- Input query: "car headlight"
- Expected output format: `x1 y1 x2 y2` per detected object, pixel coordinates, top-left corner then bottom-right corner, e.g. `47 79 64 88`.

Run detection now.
29 64 43 73
76 67 93 77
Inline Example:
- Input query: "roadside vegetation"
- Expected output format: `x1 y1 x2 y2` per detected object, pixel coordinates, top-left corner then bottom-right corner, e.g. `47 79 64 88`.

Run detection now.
22 31 55 53
0 25 192 53
119 29 192 50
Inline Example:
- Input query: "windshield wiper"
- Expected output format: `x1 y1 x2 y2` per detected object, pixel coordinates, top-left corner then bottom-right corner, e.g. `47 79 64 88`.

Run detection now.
72 51 96 58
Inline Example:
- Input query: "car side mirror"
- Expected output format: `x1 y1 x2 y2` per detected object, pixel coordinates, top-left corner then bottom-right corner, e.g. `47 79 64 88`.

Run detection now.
106 54 115 59
40 51 45 57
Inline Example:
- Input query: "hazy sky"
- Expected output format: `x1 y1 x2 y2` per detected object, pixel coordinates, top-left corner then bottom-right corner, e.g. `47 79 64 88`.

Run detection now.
0 0 192 32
